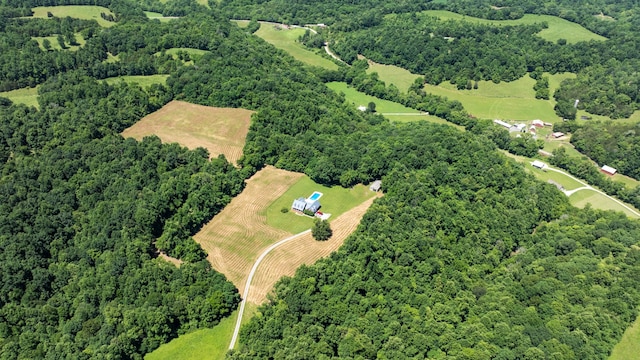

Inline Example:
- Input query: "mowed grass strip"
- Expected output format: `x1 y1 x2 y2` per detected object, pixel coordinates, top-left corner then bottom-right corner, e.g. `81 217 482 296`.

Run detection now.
30 6 115 27
104 75 169 88
569 190 640 218
194 166 303 294
122 100 252 164
264 177 377 234
421 10 607 43
609 315 640 360
254 23 339 70
0 86 39 108
251 194 380 304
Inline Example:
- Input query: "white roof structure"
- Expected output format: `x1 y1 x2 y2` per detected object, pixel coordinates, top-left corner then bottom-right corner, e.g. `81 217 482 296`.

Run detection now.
601 165 617 175
531 160 546 169
532 119 544 127
493 119 511 128
357 106 367 112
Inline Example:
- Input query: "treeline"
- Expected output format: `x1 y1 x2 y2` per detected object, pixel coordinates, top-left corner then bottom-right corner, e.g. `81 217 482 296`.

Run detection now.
571 121 640 180
230 123 640 359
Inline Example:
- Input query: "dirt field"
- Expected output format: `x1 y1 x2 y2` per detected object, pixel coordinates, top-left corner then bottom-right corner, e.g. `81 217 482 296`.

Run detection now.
193 166 304 293
248 194 381 304
122 100 253 164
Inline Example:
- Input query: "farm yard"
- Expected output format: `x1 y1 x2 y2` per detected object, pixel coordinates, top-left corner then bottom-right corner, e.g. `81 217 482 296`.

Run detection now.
121 100 253 164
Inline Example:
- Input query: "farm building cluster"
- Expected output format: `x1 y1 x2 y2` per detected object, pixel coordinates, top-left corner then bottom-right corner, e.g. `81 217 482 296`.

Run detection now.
493 119 552 136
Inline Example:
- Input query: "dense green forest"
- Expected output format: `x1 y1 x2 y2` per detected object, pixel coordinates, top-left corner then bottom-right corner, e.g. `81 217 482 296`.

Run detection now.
2 0 640 358
570 122 640 180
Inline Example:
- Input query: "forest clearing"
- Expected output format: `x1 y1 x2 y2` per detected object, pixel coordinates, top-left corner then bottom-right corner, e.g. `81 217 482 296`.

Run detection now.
420 10 607 43
254 23 339 70
0 86 39 108
121 100 253 164
104 74 169 88
30 6 115 27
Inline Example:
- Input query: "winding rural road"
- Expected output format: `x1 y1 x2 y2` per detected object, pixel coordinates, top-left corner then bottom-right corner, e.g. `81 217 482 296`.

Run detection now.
542 165 640 217
228 229 312 350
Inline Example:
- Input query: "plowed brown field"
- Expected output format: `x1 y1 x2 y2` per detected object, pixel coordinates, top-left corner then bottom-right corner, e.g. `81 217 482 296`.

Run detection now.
248 194 381 304
122 100 253 164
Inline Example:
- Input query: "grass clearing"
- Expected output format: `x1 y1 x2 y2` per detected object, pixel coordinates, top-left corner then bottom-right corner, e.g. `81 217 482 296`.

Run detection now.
525 164 584 190
254 24 339 70
144 11 179 22
31 6 115 27
33 33 85 51
424 81 558 122
122 100 252 164
609 315 640 360
0 87 39 108
364 59 421 92
612 174 640 189
104 75 169 88
265 177 376 234
569 190 640 218
421 10 606 43
327 82 462 128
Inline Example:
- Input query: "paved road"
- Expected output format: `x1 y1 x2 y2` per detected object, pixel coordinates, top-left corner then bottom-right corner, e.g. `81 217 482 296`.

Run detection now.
229 229 312 350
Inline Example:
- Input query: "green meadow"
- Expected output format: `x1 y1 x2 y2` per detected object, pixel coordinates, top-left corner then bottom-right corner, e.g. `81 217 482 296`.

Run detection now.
0 87 39 108
254 24 339 70
144 11 179 22
570 190 640 218
33 33 86 51
327 82 459 127
365 60 421 92
264 176 375 234
525 163 583 190
421 10 607 44
31 6 115 27
610 315 640 360
103 75 169 88
145 303 257 360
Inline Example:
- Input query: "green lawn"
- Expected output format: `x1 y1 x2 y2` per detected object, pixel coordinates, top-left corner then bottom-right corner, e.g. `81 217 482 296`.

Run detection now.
33 33 85 51
103 75 169 88
609 315 640 360
164 48 209 57
365 60 421 92
264 176 376 234
421 10 607 44
0 87 39 108
612 173 640 189
569 190 640 218
524 163 584 190
145 303 258 360
424 82 558 121
542 139 584 159
254 24 339 70
31 6 115 27
144 11 179 22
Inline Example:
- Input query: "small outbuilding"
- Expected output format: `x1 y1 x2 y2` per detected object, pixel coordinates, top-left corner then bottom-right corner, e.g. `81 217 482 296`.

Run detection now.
552 132 565 138
532 119 544 127
601 165 617 175
510 123 527 133
370 180 382 192
493 119 511 129
531 160 546 169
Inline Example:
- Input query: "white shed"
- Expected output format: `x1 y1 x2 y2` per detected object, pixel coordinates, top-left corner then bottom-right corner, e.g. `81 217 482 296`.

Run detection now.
601 165 617 175
531 160 546 169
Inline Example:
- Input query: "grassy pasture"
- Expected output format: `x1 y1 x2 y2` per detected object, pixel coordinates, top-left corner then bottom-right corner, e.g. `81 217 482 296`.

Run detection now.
424 82 558 121
612 173 640 189
525 163 583 190
0 87 39 108
33 33 85 51
569 190 640 218
364 59 421 92
145 303 257 360
144 11 180 22
122 100 252 164
264 177 376 234
421 10 607 43
327 82 460 128
103 75 169 88
254 24 339 70
31 6 115 27
609 315 640 360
